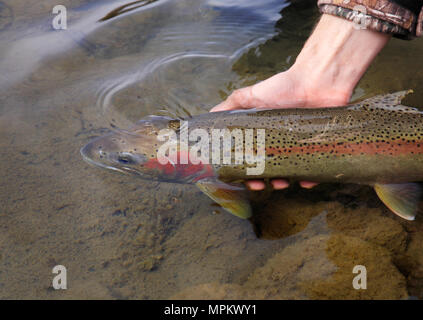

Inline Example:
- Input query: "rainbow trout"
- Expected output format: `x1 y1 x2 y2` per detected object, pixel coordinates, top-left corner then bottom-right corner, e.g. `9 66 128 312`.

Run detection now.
81 90 423 220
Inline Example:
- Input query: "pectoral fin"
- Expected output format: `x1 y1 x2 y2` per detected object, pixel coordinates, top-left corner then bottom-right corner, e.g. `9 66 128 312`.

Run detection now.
196 178 252 219
374 183 422 220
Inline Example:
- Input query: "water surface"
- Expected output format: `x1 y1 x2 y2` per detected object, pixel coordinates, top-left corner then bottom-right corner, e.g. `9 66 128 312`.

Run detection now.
1 0 423 299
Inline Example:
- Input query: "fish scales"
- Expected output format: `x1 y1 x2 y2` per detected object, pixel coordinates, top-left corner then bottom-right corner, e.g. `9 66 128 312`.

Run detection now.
81 91 423 220
186 99 423 184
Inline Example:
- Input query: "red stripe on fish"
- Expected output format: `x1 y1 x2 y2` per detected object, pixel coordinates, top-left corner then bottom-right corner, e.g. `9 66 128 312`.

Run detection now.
144 151 214 181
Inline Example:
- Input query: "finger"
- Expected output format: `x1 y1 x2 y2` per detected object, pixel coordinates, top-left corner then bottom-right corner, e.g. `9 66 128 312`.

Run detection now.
210 87 254 112
246 180 266 191
271 179 290 190
299 181 319 189
210 100 237 112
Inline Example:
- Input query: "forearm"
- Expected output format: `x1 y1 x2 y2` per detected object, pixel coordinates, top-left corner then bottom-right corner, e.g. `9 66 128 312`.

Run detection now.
290 14 391 104
318 0 423 38
212 14 391 111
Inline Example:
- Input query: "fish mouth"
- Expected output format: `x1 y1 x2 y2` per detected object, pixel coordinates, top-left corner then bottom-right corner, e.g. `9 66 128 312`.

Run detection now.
80 142 127 175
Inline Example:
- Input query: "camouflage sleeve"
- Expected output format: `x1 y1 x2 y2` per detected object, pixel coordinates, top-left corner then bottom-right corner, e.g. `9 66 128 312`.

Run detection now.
317 0 423 39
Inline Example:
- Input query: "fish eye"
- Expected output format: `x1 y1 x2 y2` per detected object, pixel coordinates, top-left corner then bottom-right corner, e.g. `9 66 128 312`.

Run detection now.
117 154 136 165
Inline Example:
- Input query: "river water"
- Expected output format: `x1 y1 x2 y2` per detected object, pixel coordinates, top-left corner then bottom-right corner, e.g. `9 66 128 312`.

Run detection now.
1 0 423 299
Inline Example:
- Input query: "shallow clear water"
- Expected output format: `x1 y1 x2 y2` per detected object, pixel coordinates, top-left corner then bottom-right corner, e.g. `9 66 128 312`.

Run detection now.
1 0 423 299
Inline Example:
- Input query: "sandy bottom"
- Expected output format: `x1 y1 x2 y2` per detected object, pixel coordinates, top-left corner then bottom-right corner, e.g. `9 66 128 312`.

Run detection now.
1 0 423 299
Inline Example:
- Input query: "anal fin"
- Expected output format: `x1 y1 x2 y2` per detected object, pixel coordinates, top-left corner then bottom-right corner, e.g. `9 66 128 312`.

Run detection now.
196 178 252 219
374 183 421 220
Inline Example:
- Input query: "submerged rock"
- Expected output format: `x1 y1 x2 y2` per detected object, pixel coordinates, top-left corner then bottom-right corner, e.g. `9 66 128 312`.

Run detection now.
173 199 409 300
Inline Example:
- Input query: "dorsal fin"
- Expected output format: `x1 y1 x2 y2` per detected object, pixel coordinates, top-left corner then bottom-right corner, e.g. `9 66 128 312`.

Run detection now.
363 90 413 105
348 90 418 113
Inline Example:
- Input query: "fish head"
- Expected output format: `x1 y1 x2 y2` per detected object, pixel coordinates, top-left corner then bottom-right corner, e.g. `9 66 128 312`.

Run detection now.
81 116 176 180
80 116 213 182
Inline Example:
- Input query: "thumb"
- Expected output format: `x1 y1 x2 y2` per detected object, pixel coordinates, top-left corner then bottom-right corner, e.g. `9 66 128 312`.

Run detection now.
210 86 255 112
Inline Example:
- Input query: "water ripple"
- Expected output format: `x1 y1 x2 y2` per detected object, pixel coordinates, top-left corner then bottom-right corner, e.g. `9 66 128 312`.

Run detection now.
95 0 290 127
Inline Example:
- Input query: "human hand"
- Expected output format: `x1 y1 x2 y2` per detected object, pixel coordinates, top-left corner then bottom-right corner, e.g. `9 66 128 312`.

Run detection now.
211 69 328 190
210 14 390 191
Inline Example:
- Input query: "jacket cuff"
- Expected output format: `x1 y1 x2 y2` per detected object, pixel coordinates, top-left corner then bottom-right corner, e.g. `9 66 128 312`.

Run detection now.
317 0 423 38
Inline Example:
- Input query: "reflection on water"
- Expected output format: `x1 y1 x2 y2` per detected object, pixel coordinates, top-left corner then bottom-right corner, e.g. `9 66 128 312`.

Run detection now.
98 0 158 22
1 0 423 299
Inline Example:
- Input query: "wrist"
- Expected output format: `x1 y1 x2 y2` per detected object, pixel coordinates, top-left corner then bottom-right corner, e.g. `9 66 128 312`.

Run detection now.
289 14 390 107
